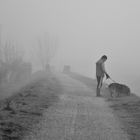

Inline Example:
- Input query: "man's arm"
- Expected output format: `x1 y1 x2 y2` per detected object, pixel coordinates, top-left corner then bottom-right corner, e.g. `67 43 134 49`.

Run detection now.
102 63 110 79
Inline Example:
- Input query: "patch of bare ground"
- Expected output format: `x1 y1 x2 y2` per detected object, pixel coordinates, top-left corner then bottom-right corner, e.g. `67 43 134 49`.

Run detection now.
0 75 61 140
106 94 140 140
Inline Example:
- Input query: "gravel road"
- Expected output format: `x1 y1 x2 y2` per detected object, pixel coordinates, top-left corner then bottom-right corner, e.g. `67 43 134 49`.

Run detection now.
24 74 129 140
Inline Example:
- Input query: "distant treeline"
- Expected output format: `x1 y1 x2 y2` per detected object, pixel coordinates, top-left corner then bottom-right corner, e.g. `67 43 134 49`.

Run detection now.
0 41 32 87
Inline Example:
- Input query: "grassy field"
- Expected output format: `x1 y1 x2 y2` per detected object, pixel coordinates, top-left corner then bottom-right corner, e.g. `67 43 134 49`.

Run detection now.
0 73 62 140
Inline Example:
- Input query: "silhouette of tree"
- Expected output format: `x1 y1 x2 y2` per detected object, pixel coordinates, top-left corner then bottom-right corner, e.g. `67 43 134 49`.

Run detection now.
37 32 58 70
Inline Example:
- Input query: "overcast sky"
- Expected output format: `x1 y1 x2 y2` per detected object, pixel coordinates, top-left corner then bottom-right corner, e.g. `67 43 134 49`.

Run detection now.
0 0 140 91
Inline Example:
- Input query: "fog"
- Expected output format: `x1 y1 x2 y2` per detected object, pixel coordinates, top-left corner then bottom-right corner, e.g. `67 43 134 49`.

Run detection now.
0 0 140 93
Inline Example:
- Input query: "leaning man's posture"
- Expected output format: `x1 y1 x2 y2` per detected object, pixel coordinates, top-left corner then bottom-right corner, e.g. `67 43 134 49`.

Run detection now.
96 55 110 97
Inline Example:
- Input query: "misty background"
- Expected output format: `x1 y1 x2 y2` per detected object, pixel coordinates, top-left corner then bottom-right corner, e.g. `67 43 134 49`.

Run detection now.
0 0 140 93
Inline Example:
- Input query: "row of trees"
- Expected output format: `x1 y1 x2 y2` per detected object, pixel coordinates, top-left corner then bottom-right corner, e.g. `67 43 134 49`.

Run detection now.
0 25 59 87
0 29 32 86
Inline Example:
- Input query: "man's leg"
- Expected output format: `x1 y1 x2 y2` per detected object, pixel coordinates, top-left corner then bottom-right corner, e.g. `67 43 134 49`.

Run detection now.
96 88 100 96
96 76 100 96
96 76 103 96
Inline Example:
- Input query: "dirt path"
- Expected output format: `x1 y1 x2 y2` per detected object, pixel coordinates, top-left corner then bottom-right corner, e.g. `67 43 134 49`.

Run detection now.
24 74 129 140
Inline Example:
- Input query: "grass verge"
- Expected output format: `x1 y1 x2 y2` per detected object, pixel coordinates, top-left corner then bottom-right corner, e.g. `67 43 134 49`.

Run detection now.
106 94 140 140
0 74 62 140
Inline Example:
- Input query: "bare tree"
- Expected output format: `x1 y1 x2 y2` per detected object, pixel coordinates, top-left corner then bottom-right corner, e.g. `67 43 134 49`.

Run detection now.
37 32 58 70
38 39 46 70
0 36 24 84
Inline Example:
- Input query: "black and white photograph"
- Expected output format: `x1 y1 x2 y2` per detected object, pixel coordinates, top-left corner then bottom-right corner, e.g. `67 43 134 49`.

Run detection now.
0 0 140 139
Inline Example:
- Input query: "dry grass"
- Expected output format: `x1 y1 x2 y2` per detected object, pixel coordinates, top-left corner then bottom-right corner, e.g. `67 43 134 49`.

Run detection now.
0 75 62 140
106 94 140 140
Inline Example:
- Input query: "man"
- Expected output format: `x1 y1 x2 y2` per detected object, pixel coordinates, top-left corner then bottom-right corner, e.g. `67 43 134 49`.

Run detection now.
96 55 110 97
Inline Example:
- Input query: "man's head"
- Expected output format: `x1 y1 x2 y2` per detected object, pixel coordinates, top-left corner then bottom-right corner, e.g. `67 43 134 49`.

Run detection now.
101 55 107 62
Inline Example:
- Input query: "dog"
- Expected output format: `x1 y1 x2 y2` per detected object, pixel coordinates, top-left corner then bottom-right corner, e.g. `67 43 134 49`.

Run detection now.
108 83 131 97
